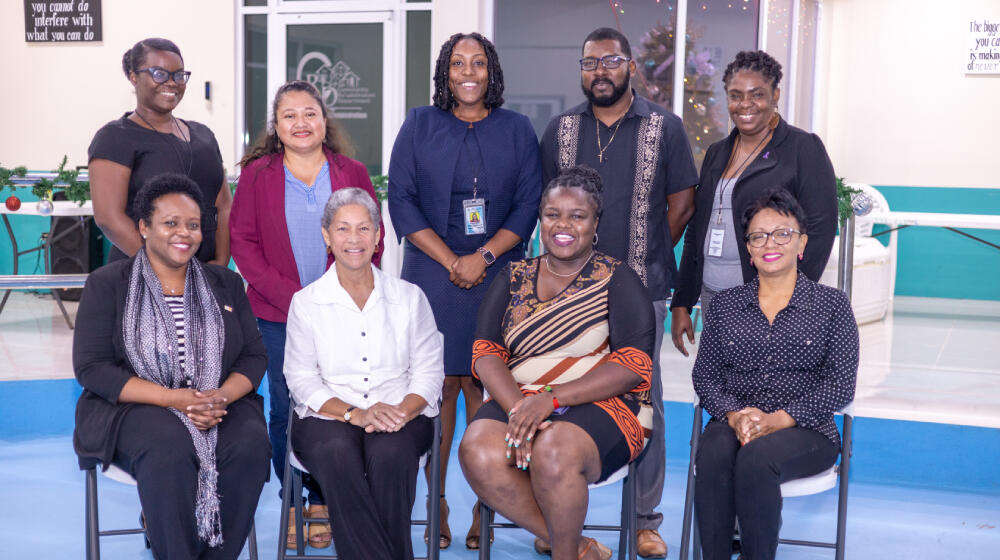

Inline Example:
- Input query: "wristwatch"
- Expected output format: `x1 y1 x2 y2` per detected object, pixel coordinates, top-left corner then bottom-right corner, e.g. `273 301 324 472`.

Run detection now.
343 406 357 422
478 247 496 265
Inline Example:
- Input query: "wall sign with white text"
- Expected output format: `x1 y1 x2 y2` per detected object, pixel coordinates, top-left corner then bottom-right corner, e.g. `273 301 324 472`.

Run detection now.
23 0 102 43
967 18 1000 74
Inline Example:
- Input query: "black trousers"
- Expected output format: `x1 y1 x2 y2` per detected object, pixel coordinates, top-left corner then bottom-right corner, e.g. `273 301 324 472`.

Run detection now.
694 421 838 560
291 414 433 560
112 400 271 560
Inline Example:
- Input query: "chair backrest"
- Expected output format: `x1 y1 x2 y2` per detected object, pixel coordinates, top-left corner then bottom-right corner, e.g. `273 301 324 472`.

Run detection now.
848 183 890 238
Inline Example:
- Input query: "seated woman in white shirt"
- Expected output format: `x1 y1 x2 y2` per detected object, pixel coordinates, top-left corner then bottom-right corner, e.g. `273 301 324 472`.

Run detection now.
284 187 445 560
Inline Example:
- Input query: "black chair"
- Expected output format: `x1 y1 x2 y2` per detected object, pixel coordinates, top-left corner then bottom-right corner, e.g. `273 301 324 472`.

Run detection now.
84 464 258 560
678 402 854 560
277 411 443 560
477 460 638 560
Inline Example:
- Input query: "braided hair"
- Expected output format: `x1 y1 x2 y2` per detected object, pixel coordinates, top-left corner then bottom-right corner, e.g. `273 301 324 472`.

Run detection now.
239 80 354 168
432 32 505 111
722 50 783 89
541 165 604 218
122 38 182 78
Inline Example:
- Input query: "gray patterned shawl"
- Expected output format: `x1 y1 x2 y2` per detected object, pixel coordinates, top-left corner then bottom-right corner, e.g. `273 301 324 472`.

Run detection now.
123 249 226 547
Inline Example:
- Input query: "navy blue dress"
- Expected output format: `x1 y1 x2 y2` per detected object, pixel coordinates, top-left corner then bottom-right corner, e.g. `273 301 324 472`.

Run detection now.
388 106 542 376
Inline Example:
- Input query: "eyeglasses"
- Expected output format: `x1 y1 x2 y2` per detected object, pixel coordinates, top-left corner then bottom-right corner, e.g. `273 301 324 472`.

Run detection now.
579 55 631 71
745 227 802 248
136 67 192 85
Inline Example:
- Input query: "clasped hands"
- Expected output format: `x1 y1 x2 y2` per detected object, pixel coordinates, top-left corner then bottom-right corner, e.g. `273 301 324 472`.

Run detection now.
347 402 415 433
727 407 796 445
171 388 230 431
504 393 556 471
449 254 487 289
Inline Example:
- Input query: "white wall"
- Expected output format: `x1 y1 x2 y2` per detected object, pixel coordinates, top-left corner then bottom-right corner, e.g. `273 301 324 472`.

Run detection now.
817 0 1000 189
431 0 491 49
0 0 236 171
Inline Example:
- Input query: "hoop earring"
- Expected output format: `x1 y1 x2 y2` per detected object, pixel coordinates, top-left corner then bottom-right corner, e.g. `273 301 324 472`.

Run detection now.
593 233 599 247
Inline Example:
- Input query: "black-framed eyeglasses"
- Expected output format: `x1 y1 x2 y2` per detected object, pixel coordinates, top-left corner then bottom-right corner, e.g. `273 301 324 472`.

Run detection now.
579 55 631 71
136 67 192 84
745 227 802 248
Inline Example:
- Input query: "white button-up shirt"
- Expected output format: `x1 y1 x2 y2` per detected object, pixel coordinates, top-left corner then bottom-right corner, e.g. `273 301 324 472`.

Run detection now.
284 264 444 420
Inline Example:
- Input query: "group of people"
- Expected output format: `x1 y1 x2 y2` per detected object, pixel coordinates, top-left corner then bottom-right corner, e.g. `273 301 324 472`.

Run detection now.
71 25 857 560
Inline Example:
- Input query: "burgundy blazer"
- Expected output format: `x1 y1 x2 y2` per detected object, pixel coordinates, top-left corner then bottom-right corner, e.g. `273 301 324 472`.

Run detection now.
230 147 384 322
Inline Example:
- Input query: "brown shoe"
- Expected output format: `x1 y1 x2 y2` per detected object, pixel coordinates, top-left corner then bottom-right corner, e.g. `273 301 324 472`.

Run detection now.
578 537 613 560
305 504 332 549
636 529 668 558
465 500 494 549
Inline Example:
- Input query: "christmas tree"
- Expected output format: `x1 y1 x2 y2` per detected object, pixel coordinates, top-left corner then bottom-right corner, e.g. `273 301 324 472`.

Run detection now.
634 21 728 166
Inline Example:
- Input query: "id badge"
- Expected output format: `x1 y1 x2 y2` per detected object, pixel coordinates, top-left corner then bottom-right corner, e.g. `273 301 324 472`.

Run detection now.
708 227 725 257
463 198 486 235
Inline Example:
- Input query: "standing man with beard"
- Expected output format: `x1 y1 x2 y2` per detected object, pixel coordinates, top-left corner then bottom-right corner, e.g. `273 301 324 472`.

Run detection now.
539 27 698 559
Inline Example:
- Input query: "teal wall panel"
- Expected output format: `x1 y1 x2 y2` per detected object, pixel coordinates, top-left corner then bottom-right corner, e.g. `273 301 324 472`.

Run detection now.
874 186 1000 301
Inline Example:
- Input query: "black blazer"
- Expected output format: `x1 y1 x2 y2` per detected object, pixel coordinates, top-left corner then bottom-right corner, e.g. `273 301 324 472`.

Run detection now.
672 117 837 310
72 257 268 469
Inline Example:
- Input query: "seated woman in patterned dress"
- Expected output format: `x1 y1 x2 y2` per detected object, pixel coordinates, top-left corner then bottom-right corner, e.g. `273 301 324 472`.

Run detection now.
459 166 655 560
692 188 858 560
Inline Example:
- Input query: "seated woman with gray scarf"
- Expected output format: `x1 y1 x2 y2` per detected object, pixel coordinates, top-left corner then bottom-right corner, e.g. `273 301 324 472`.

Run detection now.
72 173 271 560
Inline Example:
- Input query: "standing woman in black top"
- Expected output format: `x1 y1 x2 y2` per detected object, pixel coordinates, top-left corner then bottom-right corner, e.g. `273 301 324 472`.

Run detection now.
89 38 232 265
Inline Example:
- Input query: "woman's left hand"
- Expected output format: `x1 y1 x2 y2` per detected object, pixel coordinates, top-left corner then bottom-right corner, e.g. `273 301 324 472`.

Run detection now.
739 407 796 444
505 394 554 469
451 254 487 289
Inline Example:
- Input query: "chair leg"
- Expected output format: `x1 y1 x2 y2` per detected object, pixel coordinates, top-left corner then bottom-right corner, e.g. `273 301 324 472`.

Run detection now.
292 468 306 555
628 462 638 560
247 518 258 560
679 405 702 560
428 414 442 560
835 414 853 560
277 450 293 560
85 468 100 560
479 502 491 560
618 469 629 560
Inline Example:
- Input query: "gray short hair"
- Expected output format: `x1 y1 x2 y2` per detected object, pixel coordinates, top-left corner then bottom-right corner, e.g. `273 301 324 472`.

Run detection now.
321 187 381 230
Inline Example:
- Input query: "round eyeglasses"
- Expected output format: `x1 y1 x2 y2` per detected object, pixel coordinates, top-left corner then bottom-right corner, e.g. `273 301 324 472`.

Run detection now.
745 227 802 248
579 55 631 71
136 67 192 85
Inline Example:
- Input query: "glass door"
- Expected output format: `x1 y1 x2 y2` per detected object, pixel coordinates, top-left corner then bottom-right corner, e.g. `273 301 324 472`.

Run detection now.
268 11 399 175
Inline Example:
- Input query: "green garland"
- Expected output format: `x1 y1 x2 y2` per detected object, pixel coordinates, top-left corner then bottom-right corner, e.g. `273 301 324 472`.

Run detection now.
1 156 90 206
836 177 860 224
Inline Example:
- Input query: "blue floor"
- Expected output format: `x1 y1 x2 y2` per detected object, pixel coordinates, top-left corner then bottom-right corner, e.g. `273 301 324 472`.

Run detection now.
1 382 999 558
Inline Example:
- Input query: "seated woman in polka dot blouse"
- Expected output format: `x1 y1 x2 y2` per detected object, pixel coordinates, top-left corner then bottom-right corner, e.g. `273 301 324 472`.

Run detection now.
691 188 858 560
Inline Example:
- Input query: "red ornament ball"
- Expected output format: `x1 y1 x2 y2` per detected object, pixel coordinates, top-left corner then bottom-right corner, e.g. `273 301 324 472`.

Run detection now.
5 196 21 211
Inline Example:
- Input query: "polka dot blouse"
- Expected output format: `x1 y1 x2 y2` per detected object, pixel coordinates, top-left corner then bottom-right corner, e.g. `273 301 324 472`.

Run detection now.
692 272 859 446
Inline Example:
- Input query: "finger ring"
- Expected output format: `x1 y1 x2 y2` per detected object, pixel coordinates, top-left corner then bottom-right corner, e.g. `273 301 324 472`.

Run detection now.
755 423 761 432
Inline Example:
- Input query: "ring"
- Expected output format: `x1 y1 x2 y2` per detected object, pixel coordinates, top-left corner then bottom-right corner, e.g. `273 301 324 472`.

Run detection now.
755 423 761 432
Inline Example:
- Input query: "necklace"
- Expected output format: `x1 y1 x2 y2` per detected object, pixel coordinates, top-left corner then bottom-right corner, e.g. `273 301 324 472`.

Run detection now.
133 110 193 176
715 128 773 224
595 97 633 163
544 251 593 278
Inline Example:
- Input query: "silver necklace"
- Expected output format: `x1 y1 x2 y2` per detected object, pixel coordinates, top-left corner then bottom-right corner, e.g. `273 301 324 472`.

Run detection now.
544 251 593 278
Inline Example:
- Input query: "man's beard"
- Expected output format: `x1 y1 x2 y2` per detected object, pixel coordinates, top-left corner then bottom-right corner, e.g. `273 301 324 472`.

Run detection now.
582 69 630 107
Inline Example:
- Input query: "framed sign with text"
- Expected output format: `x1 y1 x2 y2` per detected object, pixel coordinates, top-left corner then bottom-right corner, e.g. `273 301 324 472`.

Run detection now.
967 18 1000 74
24 0 102 43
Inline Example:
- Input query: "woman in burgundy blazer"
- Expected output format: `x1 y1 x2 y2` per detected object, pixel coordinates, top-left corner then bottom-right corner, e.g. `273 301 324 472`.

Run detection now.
229 80 382 549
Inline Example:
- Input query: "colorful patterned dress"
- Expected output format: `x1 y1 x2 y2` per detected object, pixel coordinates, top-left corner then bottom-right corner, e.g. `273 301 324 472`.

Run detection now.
471 252 656 481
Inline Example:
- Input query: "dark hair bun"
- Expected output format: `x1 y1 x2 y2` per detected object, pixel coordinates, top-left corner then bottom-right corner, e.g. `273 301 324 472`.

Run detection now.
723 50 783 88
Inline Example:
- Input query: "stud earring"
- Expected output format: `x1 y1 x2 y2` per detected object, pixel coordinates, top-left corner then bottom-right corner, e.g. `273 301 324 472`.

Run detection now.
798 253 804 261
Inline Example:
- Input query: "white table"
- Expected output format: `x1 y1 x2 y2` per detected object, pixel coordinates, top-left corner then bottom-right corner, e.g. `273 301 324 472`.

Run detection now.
869 210 1000 295
0 200 95 328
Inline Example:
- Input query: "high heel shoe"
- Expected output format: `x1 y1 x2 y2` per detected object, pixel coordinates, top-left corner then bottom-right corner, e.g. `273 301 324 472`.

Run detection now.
423 494 452 549
465 500 494 550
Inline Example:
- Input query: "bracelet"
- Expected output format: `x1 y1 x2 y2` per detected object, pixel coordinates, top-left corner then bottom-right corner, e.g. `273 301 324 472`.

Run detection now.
542 385 560 409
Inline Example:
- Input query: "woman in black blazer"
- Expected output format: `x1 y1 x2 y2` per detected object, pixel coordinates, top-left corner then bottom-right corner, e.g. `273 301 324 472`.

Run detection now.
671 50 837 356
73 174 270 560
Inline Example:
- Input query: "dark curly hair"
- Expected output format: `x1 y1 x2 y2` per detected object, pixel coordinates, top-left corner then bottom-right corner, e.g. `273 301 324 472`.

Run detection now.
740 187 807 235
432 33 504 111
122 38 183 79
582 27 632 58
722 50 783 89
133 173 204 226
239 80 354 168
541 165 604 218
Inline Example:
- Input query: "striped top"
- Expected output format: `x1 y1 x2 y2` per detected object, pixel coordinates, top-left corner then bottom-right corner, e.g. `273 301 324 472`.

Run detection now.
164 295 191 387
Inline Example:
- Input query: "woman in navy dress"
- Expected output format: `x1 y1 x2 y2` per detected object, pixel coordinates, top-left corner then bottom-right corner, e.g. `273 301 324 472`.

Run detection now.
388 32 542 549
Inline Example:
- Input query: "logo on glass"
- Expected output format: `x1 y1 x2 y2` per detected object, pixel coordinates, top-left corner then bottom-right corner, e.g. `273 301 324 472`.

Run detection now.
296 52 373 120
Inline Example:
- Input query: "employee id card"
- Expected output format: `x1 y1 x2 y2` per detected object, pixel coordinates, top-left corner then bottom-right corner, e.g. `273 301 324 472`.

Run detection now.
707 227 725 257
463 198 486 235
